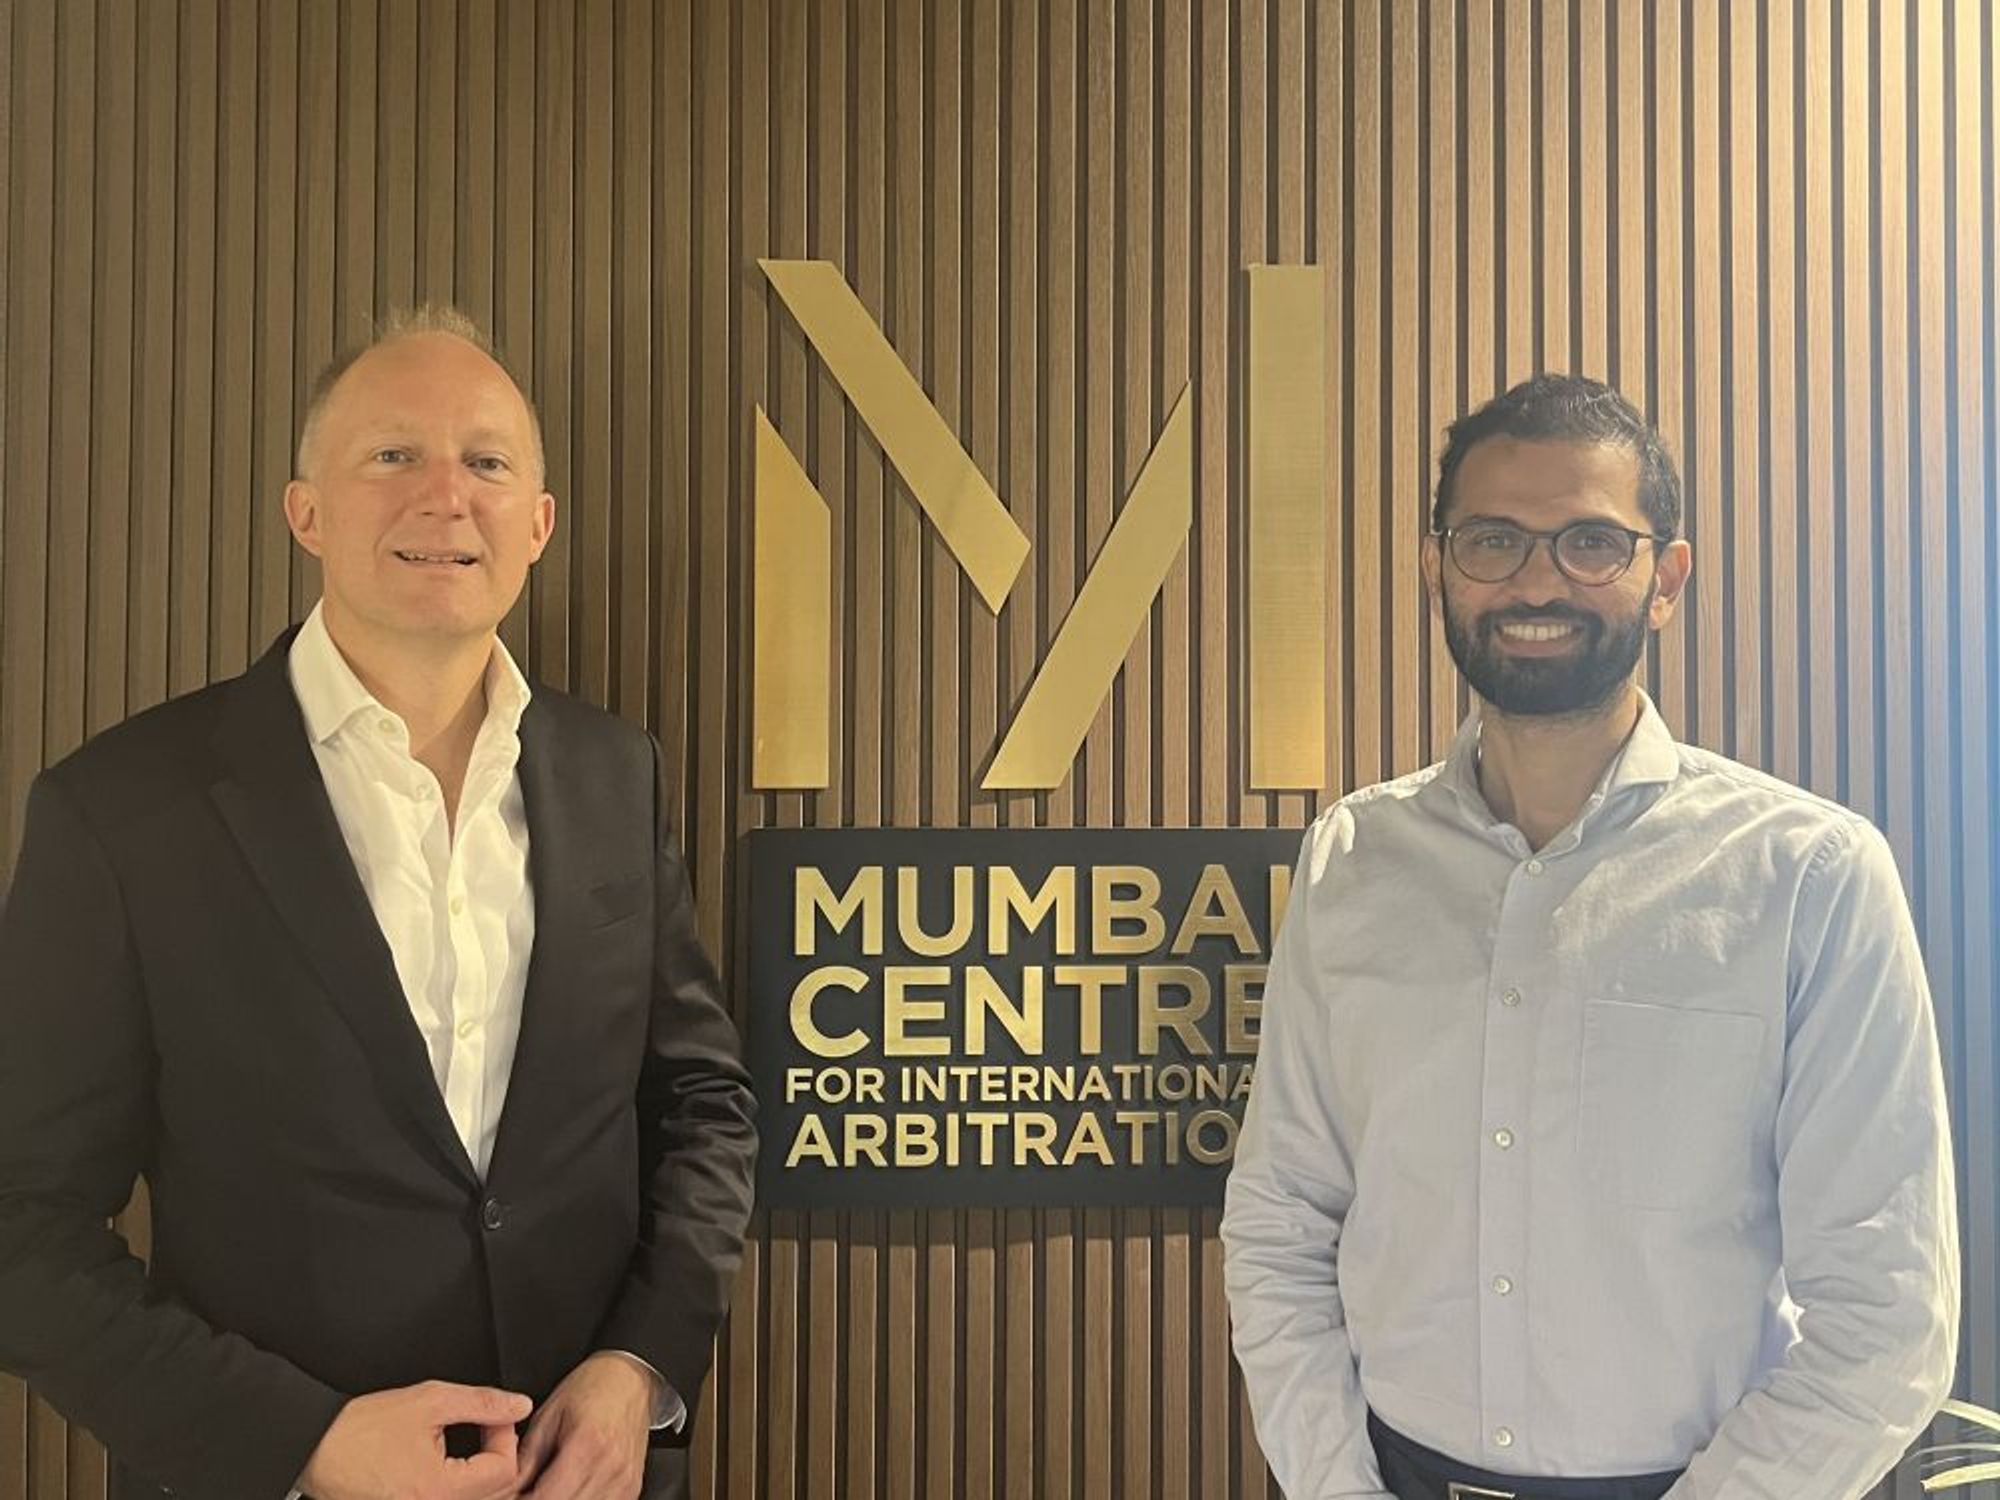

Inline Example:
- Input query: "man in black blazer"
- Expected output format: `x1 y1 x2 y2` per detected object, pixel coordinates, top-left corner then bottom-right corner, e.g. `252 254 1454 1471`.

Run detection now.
0 310 757 1500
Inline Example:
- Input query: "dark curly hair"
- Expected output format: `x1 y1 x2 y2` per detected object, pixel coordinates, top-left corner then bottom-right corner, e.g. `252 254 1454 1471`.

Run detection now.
1432 373 1682 538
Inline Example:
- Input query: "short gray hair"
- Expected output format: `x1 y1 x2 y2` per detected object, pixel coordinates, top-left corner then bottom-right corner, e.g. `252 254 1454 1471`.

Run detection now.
294 305 546 482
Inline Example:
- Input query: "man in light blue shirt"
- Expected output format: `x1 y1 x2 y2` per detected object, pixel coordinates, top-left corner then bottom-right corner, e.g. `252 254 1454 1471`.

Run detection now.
1221 374 1959 1500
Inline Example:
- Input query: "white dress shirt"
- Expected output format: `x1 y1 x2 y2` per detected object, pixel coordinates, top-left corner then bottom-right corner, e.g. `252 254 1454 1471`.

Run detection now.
288 604 535 1180
286 605 680 1432
1222 695 1959 1499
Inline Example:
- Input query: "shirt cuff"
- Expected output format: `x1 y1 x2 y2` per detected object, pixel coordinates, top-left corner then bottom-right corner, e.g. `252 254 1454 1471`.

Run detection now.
600 1348 686 1432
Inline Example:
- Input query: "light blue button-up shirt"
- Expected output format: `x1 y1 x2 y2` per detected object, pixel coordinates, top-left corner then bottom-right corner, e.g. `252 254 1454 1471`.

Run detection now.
1222 696 1959 1499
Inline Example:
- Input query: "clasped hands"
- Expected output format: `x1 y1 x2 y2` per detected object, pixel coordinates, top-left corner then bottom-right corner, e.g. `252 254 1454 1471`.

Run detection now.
297 1351 659 1500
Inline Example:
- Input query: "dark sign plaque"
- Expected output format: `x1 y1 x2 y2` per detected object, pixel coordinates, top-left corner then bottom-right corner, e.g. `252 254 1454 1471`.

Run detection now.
747 827 1303 1209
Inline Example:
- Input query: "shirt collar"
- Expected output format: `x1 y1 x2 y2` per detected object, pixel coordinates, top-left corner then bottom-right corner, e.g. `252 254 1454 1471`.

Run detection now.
1435 690 1682 831
287 601 533 747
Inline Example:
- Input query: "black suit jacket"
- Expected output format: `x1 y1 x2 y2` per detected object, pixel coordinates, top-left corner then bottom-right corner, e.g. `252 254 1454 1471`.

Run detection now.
0 632 757 1500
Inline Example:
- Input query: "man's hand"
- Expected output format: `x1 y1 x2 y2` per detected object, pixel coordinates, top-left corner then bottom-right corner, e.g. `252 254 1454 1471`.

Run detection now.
297 1381 531 1500
517 1353 658 1500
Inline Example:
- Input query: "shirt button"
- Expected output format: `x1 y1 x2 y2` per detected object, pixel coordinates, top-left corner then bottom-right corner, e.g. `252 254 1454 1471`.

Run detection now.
1492 1127 1515 1150
455 1017 479 1040
1492 1275 1513 1296
1494 1427 1514 1449
449 894 465 916
480 1196 506 1231
1524 858 1545 875
377 717 396 736
1501 988 1522 1007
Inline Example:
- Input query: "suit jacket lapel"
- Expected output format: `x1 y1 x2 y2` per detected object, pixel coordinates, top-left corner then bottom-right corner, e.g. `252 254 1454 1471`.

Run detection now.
208 633 481 1191
488 696 584 1172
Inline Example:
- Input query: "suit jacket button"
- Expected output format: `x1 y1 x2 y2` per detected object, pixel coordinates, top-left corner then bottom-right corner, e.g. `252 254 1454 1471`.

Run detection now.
480 1196 506 1231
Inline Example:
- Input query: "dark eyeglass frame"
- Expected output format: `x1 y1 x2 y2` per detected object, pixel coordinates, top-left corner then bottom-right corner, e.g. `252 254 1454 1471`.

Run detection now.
1433 519 1674 586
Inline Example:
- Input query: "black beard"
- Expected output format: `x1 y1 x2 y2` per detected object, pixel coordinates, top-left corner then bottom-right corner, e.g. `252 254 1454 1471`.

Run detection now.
1442 587 1652 718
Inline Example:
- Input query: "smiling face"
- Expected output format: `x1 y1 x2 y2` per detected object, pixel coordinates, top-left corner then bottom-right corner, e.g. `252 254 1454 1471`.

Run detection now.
283 332 554 657
1421 436 1691 719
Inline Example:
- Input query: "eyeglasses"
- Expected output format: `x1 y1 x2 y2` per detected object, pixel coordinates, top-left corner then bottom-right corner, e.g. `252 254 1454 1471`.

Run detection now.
1435 519 1671 586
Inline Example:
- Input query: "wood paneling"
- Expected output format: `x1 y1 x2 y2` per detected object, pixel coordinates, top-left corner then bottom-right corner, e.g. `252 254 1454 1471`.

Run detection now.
1 3 1994 1498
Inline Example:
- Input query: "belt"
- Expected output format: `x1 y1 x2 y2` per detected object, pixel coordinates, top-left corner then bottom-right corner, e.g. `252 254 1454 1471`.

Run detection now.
1367 1412 1684 1500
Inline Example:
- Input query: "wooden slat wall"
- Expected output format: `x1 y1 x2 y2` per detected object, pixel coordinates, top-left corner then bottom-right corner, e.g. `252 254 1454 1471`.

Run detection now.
1 3 1994 1498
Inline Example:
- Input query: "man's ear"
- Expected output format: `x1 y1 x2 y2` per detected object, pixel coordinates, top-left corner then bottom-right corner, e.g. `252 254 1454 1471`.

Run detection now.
1649 538 1692 628
527 491 556 562
1421 532 1446 620
283 480 325 558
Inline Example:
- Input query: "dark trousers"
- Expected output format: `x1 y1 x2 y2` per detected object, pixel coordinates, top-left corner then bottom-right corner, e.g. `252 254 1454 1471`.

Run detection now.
1368 1412 1683 1500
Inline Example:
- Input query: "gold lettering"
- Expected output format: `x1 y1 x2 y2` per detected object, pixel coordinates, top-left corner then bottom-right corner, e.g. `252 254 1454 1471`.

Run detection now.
844 1113 889 1167
790 967 869 1058
966 965 1044 1056
1052 964 1125 1053
1225 964 1266 1054
1113 1110 1159 1164
1014 1112 1058 1166
897 866 976 957
965 1111 1008 1166
796 866 884 956
1038 1066 1077 1102
785 1113 838 1167
883 966 953 1056
1170 864 1260 955
896 1113 939 1167
1185 1108 1239 1165
987 866 1079 955
1060 1112 1117 1166
1138 965 1213 1055
1092 866 1166 953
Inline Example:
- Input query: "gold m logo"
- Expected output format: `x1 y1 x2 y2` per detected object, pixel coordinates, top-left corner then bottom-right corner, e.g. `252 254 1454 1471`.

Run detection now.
752 259 1326 793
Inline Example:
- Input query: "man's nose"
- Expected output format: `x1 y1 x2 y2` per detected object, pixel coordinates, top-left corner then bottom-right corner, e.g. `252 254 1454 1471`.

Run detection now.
414 457 473 515
1509 534 1572 598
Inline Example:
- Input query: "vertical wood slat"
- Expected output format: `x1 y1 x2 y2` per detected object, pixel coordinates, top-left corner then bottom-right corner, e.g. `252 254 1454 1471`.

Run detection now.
1 7 1995 1500
969 0 1004 835
1764 0 1799 789
1386 2 1421 784
614 0 655 729
42 4 96 1490
1724 0 1763 768
46 0 95 767
492 0 534 671
1346 0 1382 794
0 0 13 932
1801 0 1840 800
251 0 297 649
169 0 217 702
1951 0 1999 1419
86 0 135 740
1649 0 1689 735
208 0 256 683
1499 0 1533 384
1839 0 1878 823
1158 0 1192 835
1 0 55 869
374 0 415 316
1877 0 1916 879
1423 0 1459 765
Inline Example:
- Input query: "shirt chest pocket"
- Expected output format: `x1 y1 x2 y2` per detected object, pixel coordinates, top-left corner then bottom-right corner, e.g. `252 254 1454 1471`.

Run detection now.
1578 999 1766 1210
